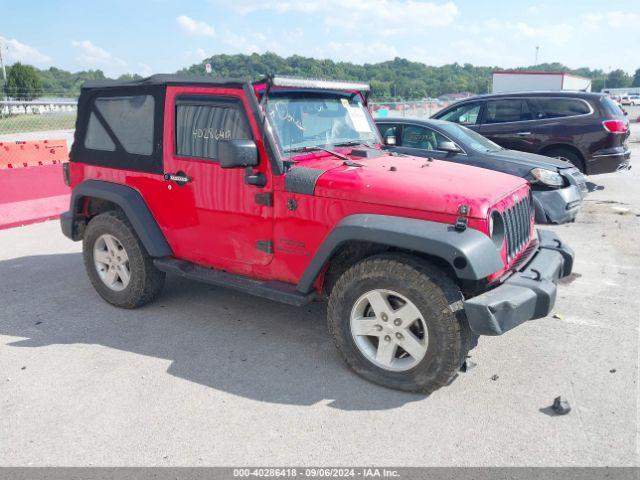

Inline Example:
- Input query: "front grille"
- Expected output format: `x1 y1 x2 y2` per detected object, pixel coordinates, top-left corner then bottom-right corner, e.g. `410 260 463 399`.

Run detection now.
503 193 533 262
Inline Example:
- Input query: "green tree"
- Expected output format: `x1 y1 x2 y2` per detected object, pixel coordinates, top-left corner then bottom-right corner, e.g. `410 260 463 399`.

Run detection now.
5 63 43 100
632 68 640 88
605 69 632 89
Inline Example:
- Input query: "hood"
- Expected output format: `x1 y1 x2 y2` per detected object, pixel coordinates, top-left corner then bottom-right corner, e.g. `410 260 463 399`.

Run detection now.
485 148 573 171
288 149 527 219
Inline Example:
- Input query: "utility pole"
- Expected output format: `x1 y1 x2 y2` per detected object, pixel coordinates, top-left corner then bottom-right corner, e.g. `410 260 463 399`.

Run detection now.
534 46 539 66
0 39 6 102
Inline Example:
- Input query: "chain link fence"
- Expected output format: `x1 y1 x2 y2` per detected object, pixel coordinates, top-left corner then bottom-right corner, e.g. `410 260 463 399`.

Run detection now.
369 100 451 120
0 96 77 145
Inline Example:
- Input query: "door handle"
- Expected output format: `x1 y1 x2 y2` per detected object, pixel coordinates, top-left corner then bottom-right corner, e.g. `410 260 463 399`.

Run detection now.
515 131 531 136
164 172 192 186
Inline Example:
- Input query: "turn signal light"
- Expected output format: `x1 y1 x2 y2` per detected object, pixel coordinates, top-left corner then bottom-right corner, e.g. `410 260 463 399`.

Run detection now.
602 119 628 134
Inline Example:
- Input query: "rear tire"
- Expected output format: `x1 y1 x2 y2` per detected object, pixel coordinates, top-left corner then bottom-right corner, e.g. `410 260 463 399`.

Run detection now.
83 210 165 308
543 147 585 173
327 253 472 393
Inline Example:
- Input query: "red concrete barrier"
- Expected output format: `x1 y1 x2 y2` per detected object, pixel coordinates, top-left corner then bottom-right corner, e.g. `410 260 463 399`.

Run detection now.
0 140 71 230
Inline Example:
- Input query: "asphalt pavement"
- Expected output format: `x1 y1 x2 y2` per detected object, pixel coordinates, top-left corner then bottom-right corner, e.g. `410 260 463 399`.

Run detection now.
0 139 638 466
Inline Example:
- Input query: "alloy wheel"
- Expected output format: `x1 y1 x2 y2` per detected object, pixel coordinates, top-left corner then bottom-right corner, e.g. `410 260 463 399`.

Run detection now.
350 289 428 372
93 233 131 292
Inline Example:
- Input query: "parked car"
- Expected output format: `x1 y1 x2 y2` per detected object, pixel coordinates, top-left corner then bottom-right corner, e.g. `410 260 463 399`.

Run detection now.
621 94 640 106
376 118 587 224
432 91 631 175
60 75 573 393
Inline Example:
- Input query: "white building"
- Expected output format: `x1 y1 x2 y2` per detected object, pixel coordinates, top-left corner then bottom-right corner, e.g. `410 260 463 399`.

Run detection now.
492 71 592 93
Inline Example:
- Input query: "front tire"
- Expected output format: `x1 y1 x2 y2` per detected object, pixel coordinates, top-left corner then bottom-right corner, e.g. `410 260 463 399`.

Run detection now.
83 210 165 308
327 253 472 393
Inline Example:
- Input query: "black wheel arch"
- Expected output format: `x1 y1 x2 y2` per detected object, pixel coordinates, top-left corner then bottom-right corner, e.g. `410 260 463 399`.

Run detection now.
538 144 586 172
297 214 503 295
65 180 172 258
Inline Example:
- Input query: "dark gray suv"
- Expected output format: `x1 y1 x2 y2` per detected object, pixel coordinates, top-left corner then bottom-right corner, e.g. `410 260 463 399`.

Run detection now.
432 91 631 175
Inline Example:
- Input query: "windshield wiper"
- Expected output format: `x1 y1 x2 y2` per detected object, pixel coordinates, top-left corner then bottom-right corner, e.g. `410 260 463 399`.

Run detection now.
332 140 378 149
284 145 350 161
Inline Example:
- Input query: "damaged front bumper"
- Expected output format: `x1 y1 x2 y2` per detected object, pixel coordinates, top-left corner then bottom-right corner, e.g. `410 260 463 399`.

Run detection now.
463 230 574 336
532 186 583 224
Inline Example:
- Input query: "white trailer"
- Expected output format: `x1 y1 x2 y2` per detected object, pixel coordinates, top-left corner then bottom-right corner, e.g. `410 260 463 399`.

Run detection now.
492 71 592 93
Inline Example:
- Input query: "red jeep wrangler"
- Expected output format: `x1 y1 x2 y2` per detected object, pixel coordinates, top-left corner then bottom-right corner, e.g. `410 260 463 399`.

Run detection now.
61 75 574 393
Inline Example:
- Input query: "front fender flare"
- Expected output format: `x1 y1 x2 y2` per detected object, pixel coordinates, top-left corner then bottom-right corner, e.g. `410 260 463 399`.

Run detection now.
296 214 503 293
65 179 172 257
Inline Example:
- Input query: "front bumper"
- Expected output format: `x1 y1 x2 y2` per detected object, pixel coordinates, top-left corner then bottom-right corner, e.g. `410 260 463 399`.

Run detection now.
463 230 574 336
532 185 583 224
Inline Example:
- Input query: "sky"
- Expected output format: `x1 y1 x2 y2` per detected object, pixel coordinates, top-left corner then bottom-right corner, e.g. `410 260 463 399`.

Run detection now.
0 0 638 78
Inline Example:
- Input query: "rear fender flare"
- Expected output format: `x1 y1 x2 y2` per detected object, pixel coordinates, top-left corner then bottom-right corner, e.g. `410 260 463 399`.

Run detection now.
68 179 172 257
296 214 503 293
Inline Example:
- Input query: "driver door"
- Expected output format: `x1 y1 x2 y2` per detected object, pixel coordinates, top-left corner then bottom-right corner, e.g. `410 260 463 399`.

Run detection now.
152 86 274 271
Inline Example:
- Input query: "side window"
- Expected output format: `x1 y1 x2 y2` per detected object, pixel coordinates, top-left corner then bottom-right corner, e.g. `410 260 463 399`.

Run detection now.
85 95 155 155
438 102 482 125
85 112 116 152
528 97 591 119
175 101 252 161
484 99 531 124
401 125 448 150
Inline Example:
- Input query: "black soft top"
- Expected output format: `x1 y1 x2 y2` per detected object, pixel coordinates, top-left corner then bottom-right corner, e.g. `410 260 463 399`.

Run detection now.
81 74 249 90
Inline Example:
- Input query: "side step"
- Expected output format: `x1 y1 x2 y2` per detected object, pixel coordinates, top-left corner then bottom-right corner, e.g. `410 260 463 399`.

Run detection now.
153 257 316 307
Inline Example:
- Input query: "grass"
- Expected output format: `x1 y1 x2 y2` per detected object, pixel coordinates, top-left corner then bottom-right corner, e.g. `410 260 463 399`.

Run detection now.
0 114 76 135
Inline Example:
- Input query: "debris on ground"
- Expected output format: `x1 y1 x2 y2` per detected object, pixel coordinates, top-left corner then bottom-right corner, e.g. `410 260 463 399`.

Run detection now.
552 313 564 320
21 366 26 370
610 369 617 373
460 360 477 372
490 374 499 381
552 396 571 415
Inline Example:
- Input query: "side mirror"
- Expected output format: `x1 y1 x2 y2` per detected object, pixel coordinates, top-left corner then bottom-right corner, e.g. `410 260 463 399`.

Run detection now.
437 141 461 153
218 139 258 168
384 134 396 146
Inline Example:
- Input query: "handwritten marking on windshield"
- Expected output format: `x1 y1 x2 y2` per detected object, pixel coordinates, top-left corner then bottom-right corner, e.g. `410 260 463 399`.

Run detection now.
269 102 304 131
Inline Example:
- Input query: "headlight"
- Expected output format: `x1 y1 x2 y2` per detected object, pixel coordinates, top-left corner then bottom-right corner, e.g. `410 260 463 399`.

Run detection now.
530 168 564 187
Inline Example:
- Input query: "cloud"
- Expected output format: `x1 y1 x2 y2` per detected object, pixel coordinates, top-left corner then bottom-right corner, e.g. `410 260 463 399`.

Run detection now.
137 63 153 76
227 0 458 29
176 15 216 37
325 41 398 63
185 48 208 62
512 22 574 45
0 36 51 65
581 11 640 28
221 30 282 55
71 40 126 69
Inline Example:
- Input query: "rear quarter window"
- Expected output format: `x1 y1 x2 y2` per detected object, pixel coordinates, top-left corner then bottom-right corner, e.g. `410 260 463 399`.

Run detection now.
85 95 155 155
601 97 625 118
528 97 591 120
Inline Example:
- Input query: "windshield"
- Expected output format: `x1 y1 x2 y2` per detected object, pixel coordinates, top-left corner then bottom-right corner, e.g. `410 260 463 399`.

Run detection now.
437 122 504 153
264 91 381 155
